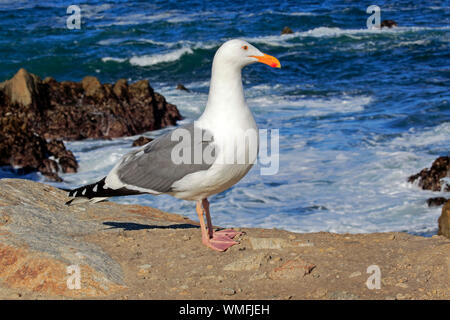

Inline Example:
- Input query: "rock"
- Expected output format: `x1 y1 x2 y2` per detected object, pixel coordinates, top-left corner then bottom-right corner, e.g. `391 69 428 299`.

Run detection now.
46 140 78 173
81 76 105 100
223 253 269 271
0 68 182 180
1 178 449 300
138 264 152 276
349 271 362 278
438 200 450 238
281 26 294 35
132 136 154 147
408 157 450 191
0 179 125 297
37 159 62 182
312 288 327 298
380 20 398 28
268 259 315 280
1 68 182 141
113 79 128 99
0 68 43 107
176 83 190 92
427 197 449 207
249 237 293 249
248 272 267 282
221 288 236 296
328 291 359 300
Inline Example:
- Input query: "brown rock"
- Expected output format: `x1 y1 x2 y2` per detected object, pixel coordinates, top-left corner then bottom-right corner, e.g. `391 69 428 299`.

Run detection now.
438 201 450 238
408 157 450 191
249 237 293 249
281 26 294 35
1 179 450 300
427 197 449 207
37 159 61 182
269 259 315 280
81 76 105 100
132 136 153 147
176 83 190 92
223 253 269 271
46 140 78 173
0 68 41 107
113 79 128 99
0 68 182 180
380 20 398 28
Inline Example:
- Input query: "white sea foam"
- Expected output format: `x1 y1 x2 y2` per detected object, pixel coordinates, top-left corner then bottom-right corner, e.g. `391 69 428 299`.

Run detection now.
248 95 372 116
390 122 450 149
101 57 127 63
129 47 193 66
245 26 450 48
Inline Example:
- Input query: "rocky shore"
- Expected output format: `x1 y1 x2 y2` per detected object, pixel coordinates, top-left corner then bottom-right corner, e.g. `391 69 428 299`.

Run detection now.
0 179 448 300
0 69 181 181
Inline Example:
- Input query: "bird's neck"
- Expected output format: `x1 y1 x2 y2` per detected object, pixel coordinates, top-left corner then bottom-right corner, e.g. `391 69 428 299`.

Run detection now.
202 62 247 117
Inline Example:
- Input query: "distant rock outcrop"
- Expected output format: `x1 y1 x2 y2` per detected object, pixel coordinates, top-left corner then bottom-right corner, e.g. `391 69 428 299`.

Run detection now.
427 197 449 207
42 75 182 140
132 136 154 147
176 83 190 92
380 20 398 28
0 68 182 181
408 156 450 192
281 26 294 35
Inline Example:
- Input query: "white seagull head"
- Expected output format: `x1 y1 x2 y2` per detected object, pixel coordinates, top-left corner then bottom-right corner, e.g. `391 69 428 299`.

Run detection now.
212 39 281 70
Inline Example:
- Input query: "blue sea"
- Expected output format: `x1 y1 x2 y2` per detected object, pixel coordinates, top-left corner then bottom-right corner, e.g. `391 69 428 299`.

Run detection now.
1 0 449 235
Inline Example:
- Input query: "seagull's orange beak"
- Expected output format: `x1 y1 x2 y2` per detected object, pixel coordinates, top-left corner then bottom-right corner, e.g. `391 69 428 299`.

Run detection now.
251 53 281 68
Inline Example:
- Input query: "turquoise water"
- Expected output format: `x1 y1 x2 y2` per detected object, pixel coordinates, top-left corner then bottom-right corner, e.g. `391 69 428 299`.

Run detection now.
1 1 449 235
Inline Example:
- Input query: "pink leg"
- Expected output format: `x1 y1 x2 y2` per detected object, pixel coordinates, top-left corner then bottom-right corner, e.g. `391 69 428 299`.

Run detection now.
197 198 241 252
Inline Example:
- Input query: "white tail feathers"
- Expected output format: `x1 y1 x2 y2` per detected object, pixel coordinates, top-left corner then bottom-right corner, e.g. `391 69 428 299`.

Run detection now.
65 197 109 206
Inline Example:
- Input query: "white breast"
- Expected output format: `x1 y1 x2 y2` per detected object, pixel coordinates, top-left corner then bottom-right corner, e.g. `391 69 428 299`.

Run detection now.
170 111 259 201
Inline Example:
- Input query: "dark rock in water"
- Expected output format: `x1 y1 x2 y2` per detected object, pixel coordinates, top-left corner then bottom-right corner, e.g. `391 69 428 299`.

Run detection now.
281 26 294 35
176 83 190 92
408 156 450 192
380 20 398 28
41 73 182 140
46 140 78 173
132 136 154 147
0 68 182 181
38 159 62 182
427 197 449 207
438 200 450 239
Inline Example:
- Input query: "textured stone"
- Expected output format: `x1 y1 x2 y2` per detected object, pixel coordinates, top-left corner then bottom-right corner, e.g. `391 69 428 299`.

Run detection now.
0 178 449 300
223 253 269 271
268 259 315 280
438 201 450 238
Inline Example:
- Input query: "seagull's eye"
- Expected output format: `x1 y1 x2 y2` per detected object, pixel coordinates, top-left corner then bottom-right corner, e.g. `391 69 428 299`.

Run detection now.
242 45 248 50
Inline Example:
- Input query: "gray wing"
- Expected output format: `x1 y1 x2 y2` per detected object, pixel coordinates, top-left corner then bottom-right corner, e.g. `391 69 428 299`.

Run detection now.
116 123 216 193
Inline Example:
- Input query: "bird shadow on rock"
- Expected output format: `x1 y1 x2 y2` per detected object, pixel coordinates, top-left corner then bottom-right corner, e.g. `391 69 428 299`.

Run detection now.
102 221 198 231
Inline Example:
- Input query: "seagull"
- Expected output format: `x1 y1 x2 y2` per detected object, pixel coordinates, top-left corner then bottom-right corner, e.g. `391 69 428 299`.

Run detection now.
66 39 281 251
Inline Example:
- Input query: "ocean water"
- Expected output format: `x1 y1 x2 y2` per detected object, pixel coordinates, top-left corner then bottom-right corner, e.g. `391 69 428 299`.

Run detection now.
0 0 449 235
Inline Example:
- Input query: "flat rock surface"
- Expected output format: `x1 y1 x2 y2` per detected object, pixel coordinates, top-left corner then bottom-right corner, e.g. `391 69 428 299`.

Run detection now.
0 179 448 300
